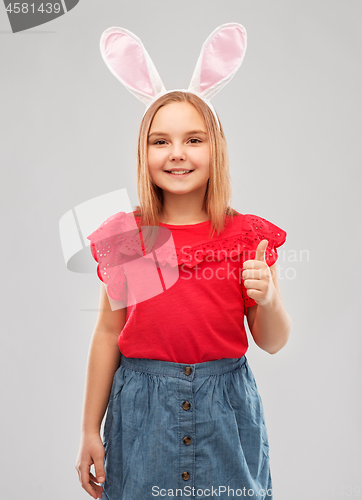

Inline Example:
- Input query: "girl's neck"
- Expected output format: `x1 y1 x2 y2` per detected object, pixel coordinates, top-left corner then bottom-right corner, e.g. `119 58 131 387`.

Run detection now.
159 208 209 225
159 182 210 225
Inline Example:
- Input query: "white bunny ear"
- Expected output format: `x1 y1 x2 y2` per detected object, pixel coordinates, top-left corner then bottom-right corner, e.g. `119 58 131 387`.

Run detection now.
100 27 167 106
188 22 247 101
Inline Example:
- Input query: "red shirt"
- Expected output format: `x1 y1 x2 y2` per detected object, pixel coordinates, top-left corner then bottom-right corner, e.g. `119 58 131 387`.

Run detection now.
87 210 287 363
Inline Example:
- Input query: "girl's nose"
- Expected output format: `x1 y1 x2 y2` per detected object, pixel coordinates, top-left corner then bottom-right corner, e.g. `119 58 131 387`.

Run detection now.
169 146 186 162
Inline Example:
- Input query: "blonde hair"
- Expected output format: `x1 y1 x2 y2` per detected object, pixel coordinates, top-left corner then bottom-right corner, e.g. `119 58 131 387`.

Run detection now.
133 91 239 240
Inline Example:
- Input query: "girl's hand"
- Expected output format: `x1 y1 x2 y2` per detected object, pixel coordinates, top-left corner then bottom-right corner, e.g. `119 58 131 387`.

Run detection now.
75 433 106 499
242 239 277 307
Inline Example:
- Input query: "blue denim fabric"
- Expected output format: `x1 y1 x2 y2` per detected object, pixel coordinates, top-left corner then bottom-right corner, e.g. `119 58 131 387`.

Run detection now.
101 355 273 500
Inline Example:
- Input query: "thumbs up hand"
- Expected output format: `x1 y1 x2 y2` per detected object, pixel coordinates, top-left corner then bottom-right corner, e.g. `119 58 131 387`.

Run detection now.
242 239 277 307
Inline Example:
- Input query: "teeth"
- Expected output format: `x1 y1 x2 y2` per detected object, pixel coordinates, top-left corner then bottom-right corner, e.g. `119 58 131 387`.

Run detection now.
167 170 192 174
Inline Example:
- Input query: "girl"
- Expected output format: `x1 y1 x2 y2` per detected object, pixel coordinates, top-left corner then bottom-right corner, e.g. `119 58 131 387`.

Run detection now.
75 24 291 500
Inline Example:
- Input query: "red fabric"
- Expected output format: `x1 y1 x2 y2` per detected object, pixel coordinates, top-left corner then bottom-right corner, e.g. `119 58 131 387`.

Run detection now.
87 210 287 363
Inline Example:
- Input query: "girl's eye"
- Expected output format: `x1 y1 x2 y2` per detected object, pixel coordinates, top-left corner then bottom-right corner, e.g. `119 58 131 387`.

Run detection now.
153 138 201 145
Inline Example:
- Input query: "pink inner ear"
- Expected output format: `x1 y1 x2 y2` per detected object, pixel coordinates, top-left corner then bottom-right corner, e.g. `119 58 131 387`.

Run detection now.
104 32 154 97
200 26 246 93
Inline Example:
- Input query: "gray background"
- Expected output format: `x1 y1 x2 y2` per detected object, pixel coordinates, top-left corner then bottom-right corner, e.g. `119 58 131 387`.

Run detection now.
1 1 361 498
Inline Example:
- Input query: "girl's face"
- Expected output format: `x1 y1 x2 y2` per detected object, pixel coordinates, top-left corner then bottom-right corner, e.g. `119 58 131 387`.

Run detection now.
147 101 210 195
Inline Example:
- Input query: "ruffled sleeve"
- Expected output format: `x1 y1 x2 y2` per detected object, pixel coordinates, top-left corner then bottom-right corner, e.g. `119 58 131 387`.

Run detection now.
241 214 287 313
86 211 140 302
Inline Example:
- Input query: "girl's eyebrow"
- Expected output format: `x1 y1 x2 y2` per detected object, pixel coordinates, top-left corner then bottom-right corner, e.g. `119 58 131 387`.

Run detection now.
148 129 207 139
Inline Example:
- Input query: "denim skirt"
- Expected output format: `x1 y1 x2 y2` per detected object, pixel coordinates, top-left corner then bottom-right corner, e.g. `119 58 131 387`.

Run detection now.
101 355 273 500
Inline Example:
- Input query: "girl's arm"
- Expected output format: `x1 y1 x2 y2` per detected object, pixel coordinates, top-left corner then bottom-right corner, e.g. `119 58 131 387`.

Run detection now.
245 258 292 355
81 284 125 435
75 283 127 499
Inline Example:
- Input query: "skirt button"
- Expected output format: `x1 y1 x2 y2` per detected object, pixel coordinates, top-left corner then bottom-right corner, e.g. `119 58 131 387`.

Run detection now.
182 471 190 480
182 401 191 410
183 436 191 445
184 366 192 375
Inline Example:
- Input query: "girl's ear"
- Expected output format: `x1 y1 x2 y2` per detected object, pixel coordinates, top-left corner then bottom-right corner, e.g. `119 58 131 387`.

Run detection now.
99 27 166 106
188 22 247 101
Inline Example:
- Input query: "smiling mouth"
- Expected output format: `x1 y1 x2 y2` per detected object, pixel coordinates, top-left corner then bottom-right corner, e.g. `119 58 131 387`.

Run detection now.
164 170 195 176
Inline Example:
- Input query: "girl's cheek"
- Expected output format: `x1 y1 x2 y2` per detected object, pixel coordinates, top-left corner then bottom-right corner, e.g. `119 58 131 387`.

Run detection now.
147 152 158 166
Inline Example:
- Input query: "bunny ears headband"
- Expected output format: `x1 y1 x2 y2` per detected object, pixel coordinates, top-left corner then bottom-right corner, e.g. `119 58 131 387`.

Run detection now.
99 22 248 130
